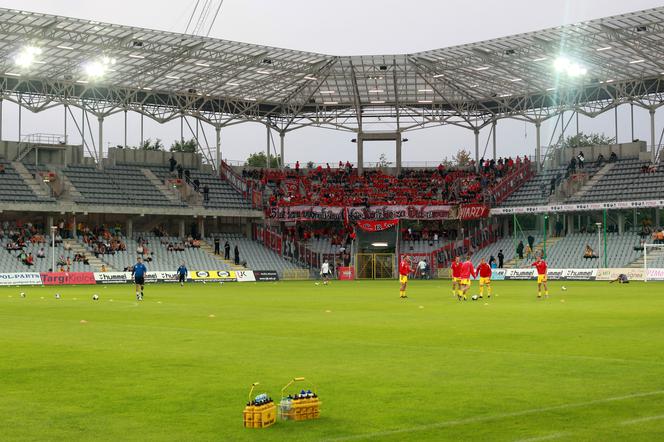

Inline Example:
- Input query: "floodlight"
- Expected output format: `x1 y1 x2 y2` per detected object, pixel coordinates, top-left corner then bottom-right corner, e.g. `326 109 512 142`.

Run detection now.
14 45 42 68
371 242 388 247
85 61 106 78
554 57 587 77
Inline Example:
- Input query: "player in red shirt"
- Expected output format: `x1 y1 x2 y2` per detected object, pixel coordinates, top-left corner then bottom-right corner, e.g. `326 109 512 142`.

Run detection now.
531 254 549 298
398 256 413 299
458 256 476 301
450 256 462 298
476 257 492 299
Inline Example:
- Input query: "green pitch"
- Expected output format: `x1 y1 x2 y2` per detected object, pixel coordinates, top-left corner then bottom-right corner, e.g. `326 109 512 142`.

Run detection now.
2 280 664 441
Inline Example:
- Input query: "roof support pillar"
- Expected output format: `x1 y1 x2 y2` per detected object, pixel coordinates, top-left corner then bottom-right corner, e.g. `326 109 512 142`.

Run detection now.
614 105 619 143
215 125 221 171
650 108 656 163
630 102 635 141
492 120 497 161
0 98 3 141
280 131 285 169
474 128 480 171
535 121 542 172
266 125 271 169
357 137 364 176
63 104 68 145
576 111 580 137
396 135 402 175
124 109 128 148
140 112 144 146
180 114 184 144
98 116 104 170
18 96 22 142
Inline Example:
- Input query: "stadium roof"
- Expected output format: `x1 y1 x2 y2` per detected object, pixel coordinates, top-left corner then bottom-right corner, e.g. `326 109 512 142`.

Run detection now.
1 6 664 132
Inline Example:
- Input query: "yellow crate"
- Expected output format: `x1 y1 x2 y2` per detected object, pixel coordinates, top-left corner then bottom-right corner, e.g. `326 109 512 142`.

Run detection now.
279 377 321 422
243 382 276 429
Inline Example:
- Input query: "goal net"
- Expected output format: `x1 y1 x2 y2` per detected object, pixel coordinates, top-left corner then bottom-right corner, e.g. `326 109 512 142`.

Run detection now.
643 243 664 282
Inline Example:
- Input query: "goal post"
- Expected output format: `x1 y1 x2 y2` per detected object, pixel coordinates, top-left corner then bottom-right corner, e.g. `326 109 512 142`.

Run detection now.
643 243 664 282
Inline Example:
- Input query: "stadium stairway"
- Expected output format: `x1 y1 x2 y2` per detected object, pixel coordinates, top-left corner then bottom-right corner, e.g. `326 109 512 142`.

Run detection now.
200 240 245 271
140 168 183 206
567 162 616 201
502 236 564 268
64 239 112 272
626 246 664 269
12 162 51 199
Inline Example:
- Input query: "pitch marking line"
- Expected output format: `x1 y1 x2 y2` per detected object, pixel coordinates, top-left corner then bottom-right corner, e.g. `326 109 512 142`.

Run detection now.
621 414 664 425
514 432 568 442
327 390 664 441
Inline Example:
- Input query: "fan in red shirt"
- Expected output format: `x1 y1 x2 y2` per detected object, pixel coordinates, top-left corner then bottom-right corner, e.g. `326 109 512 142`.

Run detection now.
458 256 476 301
531 255 549 298
398 256 413 299
476 257 493 299
450 256 462 298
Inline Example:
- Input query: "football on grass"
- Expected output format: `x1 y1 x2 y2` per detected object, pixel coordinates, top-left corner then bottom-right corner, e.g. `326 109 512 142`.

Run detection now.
471 295 479 301
92 294 99 301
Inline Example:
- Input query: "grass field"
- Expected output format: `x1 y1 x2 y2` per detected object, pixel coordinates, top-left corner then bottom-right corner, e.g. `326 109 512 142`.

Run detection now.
2 279 664 441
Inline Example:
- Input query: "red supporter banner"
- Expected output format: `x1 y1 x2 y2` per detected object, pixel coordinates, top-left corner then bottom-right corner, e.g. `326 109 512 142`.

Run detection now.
338 267 355 280
356 219 399 232
40 272 96 285
267 205 452 221
459 204 490 220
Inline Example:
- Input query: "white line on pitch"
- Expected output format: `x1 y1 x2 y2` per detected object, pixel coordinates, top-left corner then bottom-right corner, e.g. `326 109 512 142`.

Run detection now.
621 414 664 425
514 432 568 442
326 390 664 441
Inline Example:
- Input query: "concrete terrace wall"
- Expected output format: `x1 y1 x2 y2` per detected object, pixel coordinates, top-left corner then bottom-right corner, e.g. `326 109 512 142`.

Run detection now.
0 141 91 166
108 148 203 170
552 141 647 167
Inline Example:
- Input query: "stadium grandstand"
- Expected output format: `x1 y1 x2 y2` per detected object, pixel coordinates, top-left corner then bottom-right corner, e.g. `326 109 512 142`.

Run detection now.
4 3 664 441
0 5 662 281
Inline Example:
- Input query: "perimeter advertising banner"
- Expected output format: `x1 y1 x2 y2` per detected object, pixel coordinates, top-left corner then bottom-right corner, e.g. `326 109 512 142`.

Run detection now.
0 272 42 286
458 204 490 220
188 270 237 282
267 205 452 221
253 270 279 281
596 268 645 281
94 272 132 284
235 270 256 282
40 272 96 285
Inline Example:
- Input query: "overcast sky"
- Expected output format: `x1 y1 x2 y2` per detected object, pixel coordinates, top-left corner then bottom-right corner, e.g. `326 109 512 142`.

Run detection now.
2 0 664 166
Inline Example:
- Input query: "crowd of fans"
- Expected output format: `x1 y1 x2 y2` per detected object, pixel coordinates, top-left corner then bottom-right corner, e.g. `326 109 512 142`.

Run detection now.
242 156 530 208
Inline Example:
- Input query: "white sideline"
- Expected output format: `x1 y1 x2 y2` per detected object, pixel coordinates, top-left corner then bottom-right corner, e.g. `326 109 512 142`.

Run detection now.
621 414 664 425
326 390 664 441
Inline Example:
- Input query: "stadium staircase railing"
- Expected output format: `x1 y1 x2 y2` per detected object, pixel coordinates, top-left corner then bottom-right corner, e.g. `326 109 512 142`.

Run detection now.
487 161 534 206
220 161 263 209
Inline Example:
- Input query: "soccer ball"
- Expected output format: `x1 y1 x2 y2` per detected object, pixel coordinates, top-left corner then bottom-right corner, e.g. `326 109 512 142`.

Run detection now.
20 292 25 298
92 294 99 301
471 295 479 301
561 286 567 291
55 293 61 299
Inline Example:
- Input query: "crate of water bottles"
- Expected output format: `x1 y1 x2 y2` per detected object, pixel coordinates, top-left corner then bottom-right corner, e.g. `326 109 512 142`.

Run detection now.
278 377 321 421
243 385 277 429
